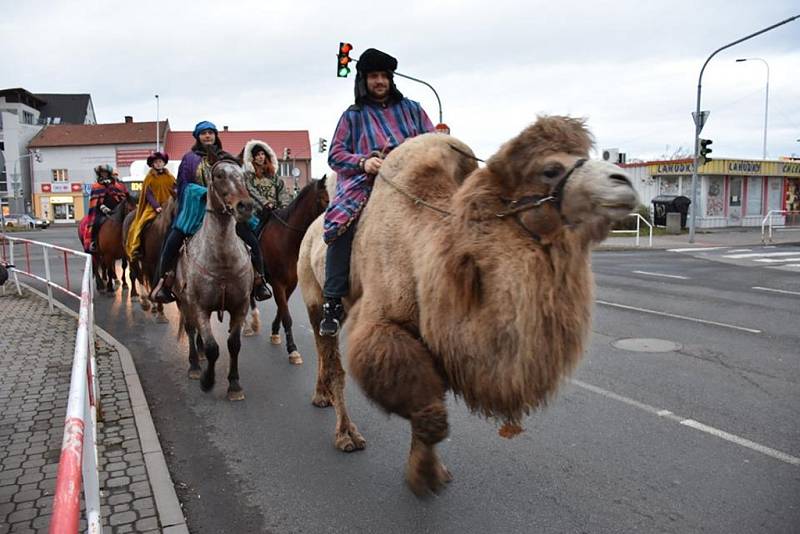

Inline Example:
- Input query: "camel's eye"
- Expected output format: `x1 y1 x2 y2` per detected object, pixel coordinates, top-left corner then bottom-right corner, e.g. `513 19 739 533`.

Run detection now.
543 164 564 180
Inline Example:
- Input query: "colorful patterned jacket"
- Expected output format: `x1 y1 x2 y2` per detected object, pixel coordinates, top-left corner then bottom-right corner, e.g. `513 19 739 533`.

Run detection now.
324 98 433 243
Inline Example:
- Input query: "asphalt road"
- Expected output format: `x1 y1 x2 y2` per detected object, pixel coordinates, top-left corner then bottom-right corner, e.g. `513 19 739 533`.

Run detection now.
4 227 799 534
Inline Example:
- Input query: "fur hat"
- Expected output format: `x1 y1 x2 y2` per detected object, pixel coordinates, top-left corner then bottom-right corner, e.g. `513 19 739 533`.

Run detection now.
146 152 169 167
356 48 398 73
242 139 278 176
193 120 218 139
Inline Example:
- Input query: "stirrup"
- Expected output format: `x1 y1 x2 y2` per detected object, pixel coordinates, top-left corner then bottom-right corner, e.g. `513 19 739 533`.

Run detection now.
319 299 343 337
253 276 272 301
151 273 176 304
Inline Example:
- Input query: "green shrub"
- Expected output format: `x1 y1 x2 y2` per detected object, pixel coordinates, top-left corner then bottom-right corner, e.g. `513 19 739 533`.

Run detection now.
611 204 651 231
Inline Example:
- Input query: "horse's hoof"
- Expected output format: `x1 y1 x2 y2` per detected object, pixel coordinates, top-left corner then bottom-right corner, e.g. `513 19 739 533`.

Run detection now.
188 369 201 380
270 334 281 345
156 314 168 324
311 392 333 408
288 351 303 365
131 295 139 303
227 390 245 402
140 301 151 311
242 326 256 337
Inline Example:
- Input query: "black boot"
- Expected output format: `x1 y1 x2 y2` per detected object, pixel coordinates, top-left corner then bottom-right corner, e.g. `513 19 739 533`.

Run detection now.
151 228 184 304
319 297 344 337
89 220 101 252
253 272 272 301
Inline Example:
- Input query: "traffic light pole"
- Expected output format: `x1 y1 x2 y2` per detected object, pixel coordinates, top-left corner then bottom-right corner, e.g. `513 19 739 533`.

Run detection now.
688 14 799 243
394 72 443 124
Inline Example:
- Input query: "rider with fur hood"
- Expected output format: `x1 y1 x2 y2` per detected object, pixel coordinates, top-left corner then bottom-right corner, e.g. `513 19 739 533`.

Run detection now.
235 139 284 298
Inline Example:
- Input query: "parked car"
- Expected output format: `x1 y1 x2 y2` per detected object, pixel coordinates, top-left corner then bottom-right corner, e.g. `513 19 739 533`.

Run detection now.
3 213 50 229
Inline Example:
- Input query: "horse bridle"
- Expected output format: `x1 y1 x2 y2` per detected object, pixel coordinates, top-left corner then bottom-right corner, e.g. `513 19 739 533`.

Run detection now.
206 161 241 217
494 158 587 219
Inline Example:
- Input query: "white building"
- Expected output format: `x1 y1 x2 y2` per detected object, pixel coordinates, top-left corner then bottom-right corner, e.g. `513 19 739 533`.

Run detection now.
0 88 96 215
28 117 169 223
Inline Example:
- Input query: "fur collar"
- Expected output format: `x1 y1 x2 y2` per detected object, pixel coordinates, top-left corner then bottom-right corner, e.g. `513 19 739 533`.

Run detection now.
242 139 278 174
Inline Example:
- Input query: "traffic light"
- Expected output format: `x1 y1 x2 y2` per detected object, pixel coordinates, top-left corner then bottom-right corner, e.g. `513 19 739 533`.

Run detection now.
318 138 327 153
337 42 353 78
699 138 713 165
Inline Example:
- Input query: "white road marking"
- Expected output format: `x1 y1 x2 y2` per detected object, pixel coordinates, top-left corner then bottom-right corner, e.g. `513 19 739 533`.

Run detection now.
571 379 800 466
728 249 751 253
596 300 762 334
752 286 800 297
632 270 689 280
667 247 727 252
753 257 800 263
786 264 800 268
722 251 800 259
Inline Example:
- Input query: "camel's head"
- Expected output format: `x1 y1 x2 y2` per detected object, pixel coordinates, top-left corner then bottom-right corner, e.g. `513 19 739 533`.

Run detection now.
485 116 638 241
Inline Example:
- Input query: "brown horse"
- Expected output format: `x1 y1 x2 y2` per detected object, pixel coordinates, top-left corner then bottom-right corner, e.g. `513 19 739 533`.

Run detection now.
175 150 255 400
243 177 329 365
123 199 176 322
88 196 136 293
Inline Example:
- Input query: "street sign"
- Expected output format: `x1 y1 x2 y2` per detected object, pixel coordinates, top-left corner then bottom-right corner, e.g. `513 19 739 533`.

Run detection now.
83 183 93 195
692 110 710 132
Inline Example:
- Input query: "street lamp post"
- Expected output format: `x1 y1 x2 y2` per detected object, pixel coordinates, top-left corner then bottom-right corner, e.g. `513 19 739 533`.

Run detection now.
735 58 769 160
688 15 799 243
155 94 160 152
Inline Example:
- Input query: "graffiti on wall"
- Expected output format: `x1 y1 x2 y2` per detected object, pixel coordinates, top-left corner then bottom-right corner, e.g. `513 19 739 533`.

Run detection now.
706 177 724 216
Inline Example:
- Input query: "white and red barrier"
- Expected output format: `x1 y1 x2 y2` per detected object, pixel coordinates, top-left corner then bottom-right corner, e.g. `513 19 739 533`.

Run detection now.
0 235 102 533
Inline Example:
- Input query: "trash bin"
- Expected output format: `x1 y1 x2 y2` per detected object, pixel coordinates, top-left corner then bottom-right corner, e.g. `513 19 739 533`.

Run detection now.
652 195 691 228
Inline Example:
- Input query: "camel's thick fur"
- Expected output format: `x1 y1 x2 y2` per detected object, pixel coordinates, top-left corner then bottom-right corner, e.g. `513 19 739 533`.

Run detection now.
298 116 639 493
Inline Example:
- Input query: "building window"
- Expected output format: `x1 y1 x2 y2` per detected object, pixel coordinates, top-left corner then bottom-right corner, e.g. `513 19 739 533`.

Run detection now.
745 177 763 216
22 111 34 125
277 162 292 177
52 169 69 182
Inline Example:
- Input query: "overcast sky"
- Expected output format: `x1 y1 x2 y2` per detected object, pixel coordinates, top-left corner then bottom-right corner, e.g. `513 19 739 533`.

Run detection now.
2 0 798 174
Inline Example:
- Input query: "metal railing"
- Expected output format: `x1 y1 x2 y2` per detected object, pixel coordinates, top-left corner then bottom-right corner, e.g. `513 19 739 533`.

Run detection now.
0 236 102 533
761 210 800 243
610 213 653 247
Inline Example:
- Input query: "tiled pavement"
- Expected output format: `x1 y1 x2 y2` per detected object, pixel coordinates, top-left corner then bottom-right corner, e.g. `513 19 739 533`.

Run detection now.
0 287 184 533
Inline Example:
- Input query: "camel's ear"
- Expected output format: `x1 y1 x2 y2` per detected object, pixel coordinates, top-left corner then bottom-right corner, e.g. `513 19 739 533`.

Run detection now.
447 253 482 312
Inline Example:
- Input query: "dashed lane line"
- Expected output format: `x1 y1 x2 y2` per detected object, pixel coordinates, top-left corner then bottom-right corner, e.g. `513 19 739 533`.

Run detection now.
667 247 728 252
722 251 800 259
571 379 800 466
632 270 689 280
596 300 762 334
752 286 800 297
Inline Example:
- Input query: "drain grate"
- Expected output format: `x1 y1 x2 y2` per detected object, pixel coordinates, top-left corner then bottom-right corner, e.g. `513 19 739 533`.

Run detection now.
611 338 682 353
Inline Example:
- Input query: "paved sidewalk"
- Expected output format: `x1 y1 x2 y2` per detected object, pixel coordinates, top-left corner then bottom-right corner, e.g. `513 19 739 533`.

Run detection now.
598 226 800 250
0 287 186 533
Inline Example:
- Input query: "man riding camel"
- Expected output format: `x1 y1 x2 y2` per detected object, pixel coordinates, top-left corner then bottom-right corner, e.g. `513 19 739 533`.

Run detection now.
125 152 176 262
87 164 129 253
151 121 272 304
319 48 435 336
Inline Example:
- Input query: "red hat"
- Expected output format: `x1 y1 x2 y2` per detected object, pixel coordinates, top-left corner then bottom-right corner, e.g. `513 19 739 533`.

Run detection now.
146 152 169 167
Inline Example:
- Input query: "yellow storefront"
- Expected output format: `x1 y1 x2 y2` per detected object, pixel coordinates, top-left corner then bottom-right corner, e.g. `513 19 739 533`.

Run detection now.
648 158 800 228
33 182 86 224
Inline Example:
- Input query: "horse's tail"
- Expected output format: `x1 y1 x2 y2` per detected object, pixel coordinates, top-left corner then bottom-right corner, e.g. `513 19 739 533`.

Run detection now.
176 310 187 341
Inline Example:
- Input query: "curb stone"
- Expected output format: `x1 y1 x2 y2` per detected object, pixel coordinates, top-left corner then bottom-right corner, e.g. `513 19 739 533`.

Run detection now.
21 283 190 534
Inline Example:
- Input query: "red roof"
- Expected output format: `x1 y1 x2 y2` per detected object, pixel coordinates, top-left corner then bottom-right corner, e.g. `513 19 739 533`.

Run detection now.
28 120 169 148
164 130 311 160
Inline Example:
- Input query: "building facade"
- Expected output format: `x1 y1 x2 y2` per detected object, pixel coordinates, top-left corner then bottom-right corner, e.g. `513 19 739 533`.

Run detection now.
27 118 168 223
622 158 800 228
0 89 45 214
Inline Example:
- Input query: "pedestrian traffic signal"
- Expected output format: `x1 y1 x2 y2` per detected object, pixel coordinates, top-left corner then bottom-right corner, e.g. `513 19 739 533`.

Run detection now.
337 42 353 78
699 138 713 165
318 138 327 153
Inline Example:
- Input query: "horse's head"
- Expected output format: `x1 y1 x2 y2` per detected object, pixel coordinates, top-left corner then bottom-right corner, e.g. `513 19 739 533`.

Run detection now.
207 149 254 223
312 175 330 217
485 116 638 241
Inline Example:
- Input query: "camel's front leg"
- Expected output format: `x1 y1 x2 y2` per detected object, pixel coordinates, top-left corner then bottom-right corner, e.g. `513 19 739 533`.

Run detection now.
308 305 365 451
348 318 450 495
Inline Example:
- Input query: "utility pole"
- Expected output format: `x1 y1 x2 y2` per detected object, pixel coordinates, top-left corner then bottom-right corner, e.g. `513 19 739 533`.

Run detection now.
688 14 799 243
